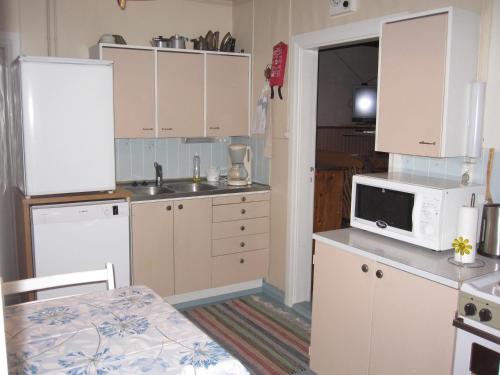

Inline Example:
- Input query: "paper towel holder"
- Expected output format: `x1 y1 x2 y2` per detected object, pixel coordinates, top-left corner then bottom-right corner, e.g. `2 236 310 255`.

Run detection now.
466 81 486 158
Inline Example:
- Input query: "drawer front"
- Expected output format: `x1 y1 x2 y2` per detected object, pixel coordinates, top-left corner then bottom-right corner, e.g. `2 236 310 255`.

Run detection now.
212 233 269 256
213 192 270 205
212 217 270 239
213 201 269 222
211 249 269 288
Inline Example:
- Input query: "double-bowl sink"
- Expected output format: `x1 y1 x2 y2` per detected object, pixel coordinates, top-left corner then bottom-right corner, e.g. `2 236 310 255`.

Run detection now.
125 182 218 196
121 180 271 201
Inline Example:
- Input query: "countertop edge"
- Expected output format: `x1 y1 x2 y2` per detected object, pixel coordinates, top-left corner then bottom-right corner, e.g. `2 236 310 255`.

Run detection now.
313 233 460 289
128 186 271 203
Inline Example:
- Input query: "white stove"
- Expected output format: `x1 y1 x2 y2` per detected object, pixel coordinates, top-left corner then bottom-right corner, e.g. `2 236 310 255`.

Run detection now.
453 272 500 374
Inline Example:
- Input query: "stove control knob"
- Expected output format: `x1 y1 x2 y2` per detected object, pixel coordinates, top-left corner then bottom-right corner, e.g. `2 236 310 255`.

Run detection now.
479 308 492 322
464 303 477 316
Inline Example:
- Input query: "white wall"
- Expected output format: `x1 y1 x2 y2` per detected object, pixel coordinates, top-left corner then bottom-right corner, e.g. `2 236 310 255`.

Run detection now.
483 0 500 149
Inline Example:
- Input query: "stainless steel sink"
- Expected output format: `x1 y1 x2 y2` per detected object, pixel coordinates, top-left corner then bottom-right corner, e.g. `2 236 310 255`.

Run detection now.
127 186 175 196
167 182 218 193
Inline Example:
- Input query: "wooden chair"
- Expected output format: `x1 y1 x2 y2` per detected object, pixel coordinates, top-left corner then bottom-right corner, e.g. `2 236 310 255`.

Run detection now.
2 263 115 297
0 279 8 375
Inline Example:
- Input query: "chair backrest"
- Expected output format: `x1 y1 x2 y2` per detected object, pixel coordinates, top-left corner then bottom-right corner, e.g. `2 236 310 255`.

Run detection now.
2 263 115 296
0 279 9 374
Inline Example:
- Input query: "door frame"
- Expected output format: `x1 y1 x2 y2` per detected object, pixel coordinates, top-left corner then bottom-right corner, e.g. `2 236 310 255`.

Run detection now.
284 14 407 307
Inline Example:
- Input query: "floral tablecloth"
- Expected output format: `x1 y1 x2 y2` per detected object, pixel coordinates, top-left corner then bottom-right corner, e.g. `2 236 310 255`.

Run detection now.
4 286 250 374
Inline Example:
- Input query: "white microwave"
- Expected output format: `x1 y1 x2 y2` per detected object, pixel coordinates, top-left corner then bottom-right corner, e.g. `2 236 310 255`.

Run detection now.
350 173 485 251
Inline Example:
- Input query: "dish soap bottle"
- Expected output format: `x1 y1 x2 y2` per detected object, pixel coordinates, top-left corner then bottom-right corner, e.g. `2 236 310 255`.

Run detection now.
193 153 201 183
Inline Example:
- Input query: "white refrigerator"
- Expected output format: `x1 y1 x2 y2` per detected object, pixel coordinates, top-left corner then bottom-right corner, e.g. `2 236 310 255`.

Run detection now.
31 201 130 300
12 56 115 196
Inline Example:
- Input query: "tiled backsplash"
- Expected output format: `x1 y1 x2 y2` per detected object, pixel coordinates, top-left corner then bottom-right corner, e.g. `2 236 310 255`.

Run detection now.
115 137 270 184
392 150 489 185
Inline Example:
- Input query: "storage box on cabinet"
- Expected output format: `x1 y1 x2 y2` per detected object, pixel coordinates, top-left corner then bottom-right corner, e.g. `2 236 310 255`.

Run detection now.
375 8 480 157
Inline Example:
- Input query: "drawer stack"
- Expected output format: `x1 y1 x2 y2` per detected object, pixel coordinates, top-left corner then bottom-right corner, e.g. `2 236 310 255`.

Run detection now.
211 192 270 287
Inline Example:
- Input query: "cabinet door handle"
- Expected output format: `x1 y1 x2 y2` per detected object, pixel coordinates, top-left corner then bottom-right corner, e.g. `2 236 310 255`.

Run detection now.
162 127 173 131
142 127 154 131
240 225 245 231
209 126 220 130
166 205 172 211
361 264 369 273
240 242 245 248
241 209 246 214
419 141 436 146
178 204 183 210
376 270 384 279
240 258 245 264
241 196 246 202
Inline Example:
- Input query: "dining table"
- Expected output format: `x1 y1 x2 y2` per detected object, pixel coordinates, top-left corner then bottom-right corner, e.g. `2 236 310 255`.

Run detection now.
4 285 250 374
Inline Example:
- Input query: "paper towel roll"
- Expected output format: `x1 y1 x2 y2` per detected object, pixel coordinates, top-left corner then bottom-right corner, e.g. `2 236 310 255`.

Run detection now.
454 206 479 264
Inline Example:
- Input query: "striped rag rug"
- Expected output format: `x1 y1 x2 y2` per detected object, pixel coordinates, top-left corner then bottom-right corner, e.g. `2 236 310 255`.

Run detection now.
182 294 311 375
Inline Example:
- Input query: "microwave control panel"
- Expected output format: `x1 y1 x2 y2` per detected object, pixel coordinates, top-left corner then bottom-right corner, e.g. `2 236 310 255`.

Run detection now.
418 194 443 236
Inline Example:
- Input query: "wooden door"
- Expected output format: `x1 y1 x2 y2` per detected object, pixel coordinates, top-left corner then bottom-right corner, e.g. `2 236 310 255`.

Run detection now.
310 243 375 375
131 202 174 297
157 52 204 137
376 13 448 156
102 47 156 138
369 263 458 375
206 54 250 136
173 198 212 294
313 169 343 232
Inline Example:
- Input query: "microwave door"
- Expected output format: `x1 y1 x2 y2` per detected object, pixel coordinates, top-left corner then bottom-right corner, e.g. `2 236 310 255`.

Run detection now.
355 184 415 232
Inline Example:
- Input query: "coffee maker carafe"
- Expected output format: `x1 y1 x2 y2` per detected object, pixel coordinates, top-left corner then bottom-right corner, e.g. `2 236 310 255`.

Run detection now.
228 143 252 186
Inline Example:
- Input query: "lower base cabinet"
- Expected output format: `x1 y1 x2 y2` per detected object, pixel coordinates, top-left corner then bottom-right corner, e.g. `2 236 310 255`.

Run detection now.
131 201 174 297
131 192 270 297
173 198 212 294
310 242 458 375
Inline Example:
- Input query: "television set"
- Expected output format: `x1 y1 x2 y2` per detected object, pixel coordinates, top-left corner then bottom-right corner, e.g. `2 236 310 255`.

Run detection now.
352 85 377 123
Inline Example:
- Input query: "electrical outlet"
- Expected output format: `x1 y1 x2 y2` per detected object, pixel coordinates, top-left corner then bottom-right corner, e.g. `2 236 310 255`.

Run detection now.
329 0 357 16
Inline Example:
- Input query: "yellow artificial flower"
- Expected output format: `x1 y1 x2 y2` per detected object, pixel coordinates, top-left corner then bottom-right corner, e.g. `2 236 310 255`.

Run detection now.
452 236 472 256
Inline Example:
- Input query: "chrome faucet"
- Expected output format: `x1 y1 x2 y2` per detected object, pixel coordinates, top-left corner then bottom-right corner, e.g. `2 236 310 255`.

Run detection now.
154 162 163 186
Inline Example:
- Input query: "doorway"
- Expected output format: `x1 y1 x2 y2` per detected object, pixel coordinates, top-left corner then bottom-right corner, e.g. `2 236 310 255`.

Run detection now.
285 14 404 307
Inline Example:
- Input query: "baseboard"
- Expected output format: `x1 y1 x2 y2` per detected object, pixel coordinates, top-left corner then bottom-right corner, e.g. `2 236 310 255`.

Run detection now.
262 280 285 303
292 300 312 321
167 279 263 309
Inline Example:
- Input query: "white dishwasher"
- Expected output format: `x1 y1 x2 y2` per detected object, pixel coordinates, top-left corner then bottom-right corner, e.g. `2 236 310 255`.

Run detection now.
31 200 130 300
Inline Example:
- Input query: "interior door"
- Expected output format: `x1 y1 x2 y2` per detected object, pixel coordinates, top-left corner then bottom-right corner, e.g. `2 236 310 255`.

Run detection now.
369 263 458 375
157 51 204 137
376 13 448 156
102 47 156 138
310 243 375 375
206 54 249 136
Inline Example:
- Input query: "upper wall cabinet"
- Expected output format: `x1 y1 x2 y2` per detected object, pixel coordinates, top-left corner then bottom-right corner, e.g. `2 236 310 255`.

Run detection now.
206 54 250 137
375 8 480 157
90 44 251 139
101 48 156 138
157 51 205 138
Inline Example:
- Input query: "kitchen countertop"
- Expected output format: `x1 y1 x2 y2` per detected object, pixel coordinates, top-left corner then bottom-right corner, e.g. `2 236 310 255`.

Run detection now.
313 228 500 289
119 180 271 202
